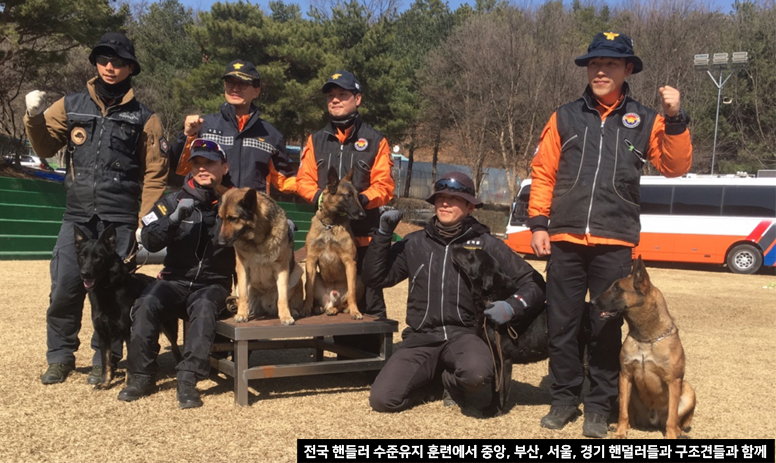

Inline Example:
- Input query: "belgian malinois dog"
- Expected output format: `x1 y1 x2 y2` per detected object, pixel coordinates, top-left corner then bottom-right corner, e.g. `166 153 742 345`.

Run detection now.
303 167 366 319
218 188 304 325
594 256 696 439
74 224 182 389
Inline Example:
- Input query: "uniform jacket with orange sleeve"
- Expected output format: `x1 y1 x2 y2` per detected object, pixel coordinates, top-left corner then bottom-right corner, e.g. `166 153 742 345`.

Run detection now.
296 115 394 244
171 103 296 194
528 83 692 246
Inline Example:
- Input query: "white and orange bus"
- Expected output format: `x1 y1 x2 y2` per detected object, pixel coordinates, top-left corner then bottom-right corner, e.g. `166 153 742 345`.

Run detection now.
506 175 776 274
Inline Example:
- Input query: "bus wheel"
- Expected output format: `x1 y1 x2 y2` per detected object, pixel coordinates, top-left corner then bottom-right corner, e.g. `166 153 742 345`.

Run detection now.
726 244 763 274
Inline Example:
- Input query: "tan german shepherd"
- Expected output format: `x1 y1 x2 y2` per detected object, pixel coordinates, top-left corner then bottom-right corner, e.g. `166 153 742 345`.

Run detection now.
218 188 304 325
303 167 366 319
594 256 696 439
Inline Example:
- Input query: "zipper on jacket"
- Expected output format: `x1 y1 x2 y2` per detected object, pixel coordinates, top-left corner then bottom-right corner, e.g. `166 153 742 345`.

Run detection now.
439 228 473 340
585 119 605 234
190 209 205 289
413 258 432 331
94 117 106 213
409 264 425 294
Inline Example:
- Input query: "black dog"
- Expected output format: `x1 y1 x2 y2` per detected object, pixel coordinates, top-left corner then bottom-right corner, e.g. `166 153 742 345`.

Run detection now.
451 245 549 416
74 224 182 389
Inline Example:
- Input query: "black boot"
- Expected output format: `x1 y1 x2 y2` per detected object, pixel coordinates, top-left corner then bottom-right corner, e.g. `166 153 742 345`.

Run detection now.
41 363 74 385
177 381 203 409
117 374 155 402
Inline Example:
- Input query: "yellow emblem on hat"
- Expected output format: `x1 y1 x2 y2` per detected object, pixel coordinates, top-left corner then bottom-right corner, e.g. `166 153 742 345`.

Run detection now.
233 63 244 69
603 32 620 41
332 73 342 79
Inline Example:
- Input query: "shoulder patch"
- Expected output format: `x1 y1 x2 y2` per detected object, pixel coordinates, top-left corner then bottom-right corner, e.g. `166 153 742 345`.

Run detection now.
159 137 169 154
142 211 158 226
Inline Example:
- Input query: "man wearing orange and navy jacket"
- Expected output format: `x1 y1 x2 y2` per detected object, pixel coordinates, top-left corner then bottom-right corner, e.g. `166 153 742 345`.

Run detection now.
296 70 394 318
528 32 692 438
170 60 297 195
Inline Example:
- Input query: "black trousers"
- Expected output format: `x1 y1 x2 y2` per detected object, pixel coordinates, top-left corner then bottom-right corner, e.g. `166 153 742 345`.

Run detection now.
46 217 135 366
546 241 632 417
127 279 230 384
369 333 494 413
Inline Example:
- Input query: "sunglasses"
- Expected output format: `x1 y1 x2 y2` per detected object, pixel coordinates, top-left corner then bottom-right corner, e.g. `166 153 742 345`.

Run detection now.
434 178 475 196
95 55 130 68
224 79 252 90
190 139 226 159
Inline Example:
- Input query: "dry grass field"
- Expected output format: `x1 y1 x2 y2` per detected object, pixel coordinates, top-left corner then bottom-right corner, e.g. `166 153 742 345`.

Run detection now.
0 257 774 463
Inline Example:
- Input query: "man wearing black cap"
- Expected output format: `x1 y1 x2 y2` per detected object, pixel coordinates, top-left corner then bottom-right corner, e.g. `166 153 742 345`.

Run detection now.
171 59 297 195
297 70 395 320
24 32 169 386
363 172 545 413
119 139 234 408
527 32 692 437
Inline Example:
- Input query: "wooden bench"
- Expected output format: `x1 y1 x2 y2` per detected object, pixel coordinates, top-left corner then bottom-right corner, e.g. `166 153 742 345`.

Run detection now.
207 313 399 406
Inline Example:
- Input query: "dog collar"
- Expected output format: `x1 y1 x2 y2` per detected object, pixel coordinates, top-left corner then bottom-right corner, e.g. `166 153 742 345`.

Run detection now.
646 324 677 343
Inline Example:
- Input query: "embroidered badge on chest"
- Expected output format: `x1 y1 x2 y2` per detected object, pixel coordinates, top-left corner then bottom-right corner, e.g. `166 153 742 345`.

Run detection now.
622 113 641 129
462 239 483 250
71 127 87 146
354 138 369 151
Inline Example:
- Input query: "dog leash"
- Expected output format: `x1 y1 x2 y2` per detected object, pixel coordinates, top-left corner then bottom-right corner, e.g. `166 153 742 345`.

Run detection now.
482 318 519 393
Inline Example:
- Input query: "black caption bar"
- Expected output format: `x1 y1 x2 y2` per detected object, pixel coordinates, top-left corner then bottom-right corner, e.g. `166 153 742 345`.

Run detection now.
298 439 774 463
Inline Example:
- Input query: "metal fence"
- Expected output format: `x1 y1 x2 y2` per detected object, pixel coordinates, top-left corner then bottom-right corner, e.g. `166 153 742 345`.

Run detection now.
391 157 515 205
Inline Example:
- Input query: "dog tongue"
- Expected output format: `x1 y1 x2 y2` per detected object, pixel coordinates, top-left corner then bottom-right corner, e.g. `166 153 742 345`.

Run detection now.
83 279 95 289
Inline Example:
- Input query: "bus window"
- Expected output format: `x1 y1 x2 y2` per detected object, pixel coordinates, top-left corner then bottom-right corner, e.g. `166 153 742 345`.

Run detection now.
672 186 722 216
722 186 776 217
641 185 672 215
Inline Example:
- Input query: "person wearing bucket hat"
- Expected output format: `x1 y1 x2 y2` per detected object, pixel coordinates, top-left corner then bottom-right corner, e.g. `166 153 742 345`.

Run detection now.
23 32 169 387
121 138 236 408
363 171 545 413
170 59 297 199
297 70 395 326
528 31 693 437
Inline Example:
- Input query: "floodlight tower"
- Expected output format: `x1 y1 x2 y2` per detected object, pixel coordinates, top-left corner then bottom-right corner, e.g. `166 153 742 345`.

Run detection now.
694 51 748 175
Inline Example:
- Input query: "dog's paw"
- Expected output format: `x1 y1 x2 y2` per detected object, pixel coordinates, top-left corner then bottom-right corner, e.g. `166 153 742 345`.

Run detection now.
677 432 691 439
612 432 627 439
326 307 338 316
234 314 249 323
350 310 363 320
280 316 295 326
313 306 324 315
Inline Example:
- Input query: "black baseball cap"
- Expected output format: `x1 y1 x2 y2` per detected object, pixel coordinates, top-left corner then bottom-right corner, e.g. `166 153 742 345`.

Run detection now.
190 139 227 162
88 32 141 76
426 171 483 208
222 60 260 83
321 70 361 94
574 32 643 74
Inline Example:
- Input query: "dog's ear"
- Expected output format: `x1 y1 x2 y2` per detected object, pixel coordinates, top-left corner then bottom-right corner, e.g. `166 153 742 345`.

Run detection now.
100 224 117 253
632 256 651 294
343 167 354 183
73 224 88 250
327 167 339 194
238 188 258 218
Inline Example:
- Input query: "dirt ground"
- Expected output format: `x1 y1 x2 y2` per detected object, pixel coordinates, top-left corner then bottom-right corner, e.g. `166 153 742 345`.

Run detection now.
0 257 774 463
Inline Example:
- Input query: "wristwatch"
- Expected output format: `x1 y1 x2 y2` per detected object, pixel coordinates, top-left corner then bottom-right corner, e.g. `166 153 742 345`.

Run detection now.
664 109 689 124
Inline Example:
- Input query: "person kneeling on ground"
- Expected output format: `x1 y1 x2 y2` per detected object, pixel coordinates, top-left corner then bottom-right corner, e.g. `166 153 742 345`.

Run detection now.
118 139 235 409
363 172 546 413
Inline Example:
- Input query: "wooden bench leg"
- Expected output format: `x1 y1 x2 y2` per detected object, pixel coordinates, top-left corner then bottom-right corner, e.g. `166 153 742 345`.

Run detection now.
235 339 249 406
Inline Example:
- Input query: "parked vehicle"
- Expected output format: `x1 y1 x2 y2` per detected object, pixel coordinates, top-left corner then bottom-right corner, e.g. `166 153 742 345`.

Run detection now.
506 175 776 274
